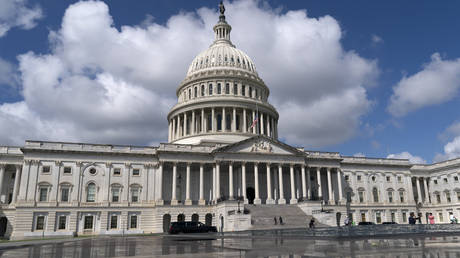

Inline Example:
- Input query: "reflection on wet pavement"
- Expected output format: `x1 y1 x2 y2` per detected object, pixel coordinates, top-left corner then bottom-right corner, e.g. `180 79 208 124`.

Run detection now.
1 233 460 257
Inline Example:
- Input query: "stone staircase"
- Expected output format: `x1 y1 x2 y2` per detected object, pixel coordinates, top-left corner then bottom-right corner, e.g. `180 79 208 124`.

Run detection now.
245 204 321 230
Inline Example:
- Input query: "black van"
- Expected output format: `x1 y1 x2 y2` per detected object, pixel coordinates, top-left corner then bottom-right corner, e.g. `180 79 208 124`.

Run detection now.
168 221 217 234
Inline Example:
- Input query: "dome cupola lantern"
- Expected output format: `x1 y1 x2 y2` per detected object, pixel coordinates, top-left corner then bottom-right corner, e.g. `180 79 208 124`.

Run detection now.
167 1 279 145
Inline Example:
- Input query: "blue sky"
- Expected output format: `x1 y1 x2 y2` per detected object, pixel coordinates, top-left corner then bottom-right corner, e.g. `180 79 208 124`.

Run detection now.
1 0 460 164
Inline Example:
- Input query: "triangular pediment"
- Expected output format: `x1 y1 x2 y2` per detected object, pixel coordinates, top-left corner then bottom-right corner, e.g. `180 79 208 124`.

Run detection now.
213 135 305 156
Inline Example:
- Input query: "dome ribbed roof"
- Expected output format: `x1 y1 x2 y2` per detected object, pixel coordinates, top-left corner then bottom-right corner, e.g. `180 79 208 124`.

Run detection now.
186 43 258 77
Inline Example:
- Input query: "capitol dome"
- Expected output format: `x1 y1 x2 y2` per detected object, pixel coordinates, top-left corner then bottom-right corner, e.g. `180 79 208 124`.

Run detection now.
167 3 279 145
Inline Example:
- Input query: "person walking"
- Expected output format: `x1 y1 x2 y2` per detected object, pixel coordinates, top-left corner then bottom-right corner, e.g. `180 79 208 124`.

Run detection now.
344 217 350 226
279 216 283 225
309 218 315 229
274 217 277 225
428 213 435 224
409 212 416 225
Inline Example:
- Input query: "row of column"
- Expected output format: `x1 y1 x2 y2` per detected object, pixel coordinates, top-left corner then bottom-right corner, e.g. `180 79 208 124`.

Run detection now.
161 161 343 205
414 176 430 204
0 164 22 204
168 107 278 141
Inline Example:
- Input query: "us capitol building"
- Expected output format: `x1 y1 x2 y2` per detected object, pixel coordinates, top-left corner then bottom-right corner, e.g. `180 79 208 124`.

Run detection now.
1 3 460 240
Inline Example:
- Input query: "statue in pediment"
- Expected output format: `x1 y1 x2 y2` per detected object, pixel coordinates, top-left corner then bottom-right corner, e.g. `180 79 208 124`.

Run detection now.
250 141 273 153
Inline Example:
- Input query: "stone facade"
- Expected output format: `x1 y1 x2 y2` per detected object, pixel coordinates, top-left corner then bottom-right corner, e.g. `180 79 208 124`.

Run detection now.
0 3 459 240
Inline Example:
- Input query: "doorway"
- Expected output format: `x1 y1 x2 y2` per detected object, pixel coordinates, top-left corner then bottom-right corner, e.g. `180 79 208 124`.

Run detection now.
247 187 255 204
162 214 171 233
0 217 7 237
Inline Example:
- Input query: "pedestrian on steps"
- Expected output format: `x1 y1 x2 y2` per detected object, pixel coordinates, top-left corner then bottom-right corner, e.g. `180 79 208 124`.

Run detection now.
279 216 283 225
309 218 315 229
274 217 277 225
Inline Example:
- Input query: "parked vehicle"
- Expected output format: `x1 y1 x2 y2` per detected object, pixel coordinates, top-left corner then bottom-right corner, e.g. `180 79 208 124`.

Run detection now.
168 221 217 234
358 221 375 225
382 222 397 224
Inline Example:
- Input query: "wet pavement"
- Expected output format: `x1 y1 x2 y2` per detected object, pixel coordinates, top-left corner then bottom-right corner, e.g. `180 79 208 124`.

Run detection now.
1 232 460 257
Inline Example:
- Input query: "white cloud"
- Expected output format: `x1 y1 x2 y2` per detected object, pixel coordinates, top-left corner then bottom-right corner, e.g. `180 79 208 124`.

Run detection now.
0 0 43 37
387 152 426 164
371 34 383 44
434 121 460 162
388 53 460 117
0 0 378 147
0 57 17 86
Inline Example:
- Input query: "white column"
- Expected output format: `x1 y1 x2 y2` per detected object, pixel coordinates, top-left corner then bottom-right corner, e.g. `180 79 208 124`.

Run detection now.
260 113 264 135
327 167 333 204
278 164 286 204
212 165 216 202
267 115 271 137
12 165 21 203
157 162 164 205
0 164 5 203
177 115 181 137
316 167 322 199
185 163 191 205
168 121 171 142
301 165 306 199
199 163 205 205
243 109 247 133
191 111 196 135
266 163 273 204
201 109 205 133
337 168 343 203
172 117 176 140
222 107 226 132
171 163 178 205
254 163 261 204
416 177 422 204
290 165 297 204
252 110 256 134
306 167 311 199
242 162 247 204
423 178 430 203
232 108 236 132
183 112 187 136
229 162 234 199
216 162 220 199
212 108 216 132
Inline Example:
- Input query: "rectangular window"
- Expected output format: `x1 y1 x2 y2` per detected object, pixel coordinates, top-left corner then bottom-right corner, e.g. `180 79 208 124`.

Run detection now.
233 83 238 95
249 87 253 98
131 189 139 203
397 176 402 182
63 167 72 174
388 191 393 203
434 180 438 184
194 87 197 98
36 216 45 230
84 216 93 230
402 212 407 222
357 175 362 181
361 213 366 222
455 176 459 182
386 176 391 182
42 166 51 173
376 212 382 224
358 191 364 203
110 215 118 229
61 188 69 202
446 192 451 203
457 192 460 201
132 169 140 176
112 189 120 202
439 213 444 222
58 216 67 230
208 84 213 95
201 85 205 96
436 194 441 203
217 83 221 94
113 168 121 175
188 88 191 99
130 215 138 229
242 85 246 96
225 83 230 94
344 175 349 181
391 212 395 223
399 191 405 203
39 188 48 202
444 178 448 183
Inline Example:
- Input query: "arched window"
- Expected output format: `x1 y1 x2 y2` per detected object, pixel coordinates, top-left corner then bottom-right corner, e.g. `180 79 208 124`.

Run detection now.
191 214 199 222
225 83 230 94
177 214 185 222
194 87 197 98
208 84 213 95
233 83 238 95
205 213 212 226
201 85 205 96
372 187 379 203
217 83 221 94
399 190 405 202
249 87 253 98
188 88 191 99
87 183 96 202
242 85 246 96
387 190 393 203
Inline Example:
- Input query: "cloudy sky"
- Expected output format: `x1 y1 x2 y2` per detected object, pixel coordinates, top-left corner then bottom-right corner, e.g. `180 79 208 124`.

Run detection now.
1 0 460 164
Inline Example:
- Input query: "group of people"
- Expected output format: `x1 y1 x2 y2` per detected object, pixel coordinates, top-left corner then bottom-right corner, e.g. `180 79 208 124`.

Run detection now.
273 216 284 225
411 212 458 224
